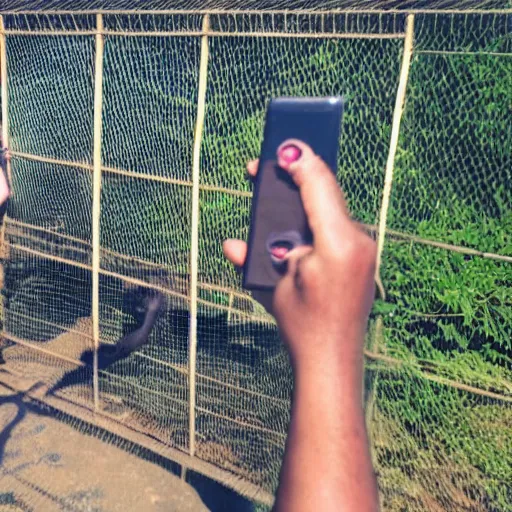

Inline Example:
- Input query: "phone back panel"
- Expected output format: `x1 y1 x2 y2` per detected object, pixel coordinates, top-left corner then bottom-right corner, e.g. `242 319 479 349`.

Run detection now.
243 97 343 290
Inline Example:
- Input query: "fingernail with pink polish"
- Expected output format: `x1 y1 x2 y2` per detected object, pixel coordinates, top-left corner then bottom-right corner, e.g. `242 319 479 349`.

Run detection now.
278 144 302 165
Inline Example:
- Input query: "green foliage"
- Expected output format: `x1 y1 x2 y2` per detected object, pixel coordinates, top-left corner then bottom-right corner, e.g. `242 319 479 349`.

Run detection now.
100 177 191 271
380 236 512 355
378 48 512 377
198 190 251 286
201 37 402 223
367 44 512 512
373 366 512 512
389 53 512 234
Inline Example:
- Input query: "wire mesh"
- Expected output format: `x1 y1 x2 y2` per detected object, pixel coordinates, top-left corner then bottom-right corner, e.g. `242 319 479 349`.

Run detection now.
388 51 512 251
368 361 512 512
0 7 511 511
1 1 511 13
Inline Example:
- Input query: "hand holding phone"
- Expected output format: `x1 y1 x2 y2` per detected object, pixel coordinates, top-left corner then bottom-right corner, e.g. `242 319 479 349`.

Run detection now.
223 105 379 512
243 97 344 291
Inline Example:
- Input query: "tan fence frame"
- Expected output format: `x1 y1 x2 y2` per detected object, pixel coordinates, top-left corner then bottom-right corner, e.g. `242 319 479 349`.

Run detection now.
1 7 512 507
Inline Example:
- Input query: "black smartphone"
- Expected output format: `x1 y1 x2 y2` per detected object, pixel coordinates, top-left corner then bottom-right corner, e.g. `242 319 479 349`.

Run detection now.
243 97 344 291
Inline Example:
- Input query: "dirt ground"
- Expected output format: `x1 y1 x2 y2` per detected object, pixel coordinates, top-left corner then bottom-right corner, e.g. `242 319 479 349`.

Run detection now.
0 381 212 512
0 318 267 512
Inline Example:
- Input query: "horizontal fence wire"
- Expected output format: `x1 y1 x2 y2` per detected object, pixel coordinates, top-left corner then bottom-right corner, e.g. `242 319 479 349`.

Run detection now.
1 9 512 15
1 29 406 39
417 49 512 56
6 218 256 301
6 151 512 263
3 323 511 405
0 11 409 38
10 150 253 197
4 240 272 321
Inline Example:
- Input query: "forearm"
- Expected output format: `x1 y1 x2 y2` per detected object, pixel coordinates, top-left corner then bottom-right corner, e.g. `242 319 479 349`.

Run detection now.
224 140 379 511
273 343 379 512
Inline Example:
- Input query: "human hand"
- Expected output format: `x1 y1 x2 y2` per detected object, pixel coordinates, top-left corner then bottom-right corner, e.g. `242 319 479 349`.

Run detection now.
223 139 377 369
0 147 10 206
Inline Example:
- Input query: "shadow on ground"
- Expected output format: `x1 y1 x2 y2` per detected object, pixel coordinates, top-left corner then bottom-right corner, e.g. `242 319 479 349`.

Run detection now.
0 381 258 512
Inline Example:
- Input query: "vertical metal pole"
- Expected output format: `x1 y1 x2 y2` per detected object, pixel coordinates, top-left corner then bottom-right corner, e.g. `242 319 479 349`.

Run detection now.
366 15 415 429
374 14 415 299
92 13 105 412
227 291 234 324
0 16 10 319
0 16 11 187
0 15 12 198
188 14 210 459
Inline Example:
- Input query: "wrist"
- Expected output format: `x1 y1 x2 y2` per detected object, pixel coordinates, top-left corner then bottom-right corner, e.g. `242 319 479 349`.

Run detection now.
289 332 364 377
291 342 365 406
